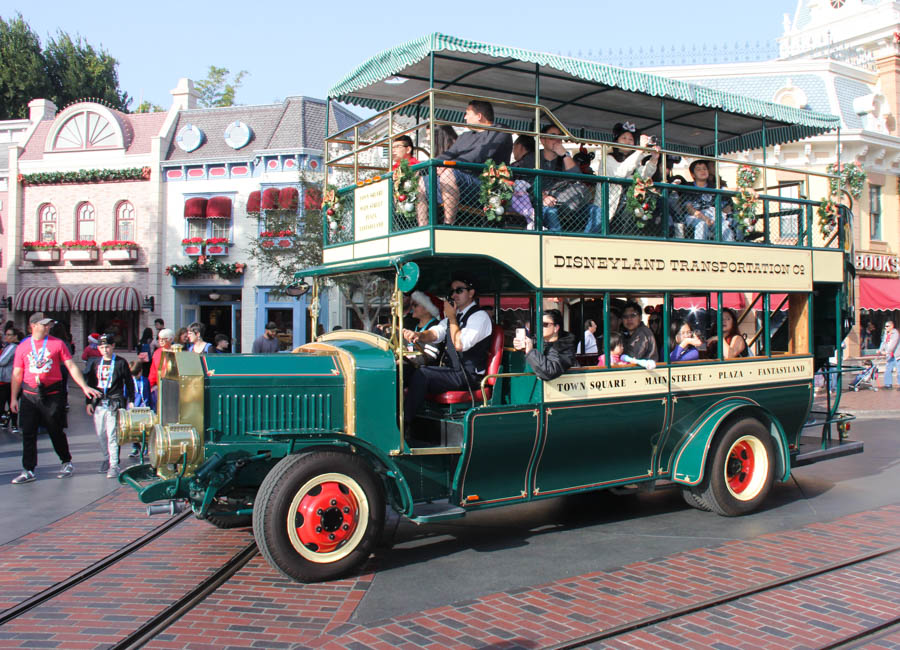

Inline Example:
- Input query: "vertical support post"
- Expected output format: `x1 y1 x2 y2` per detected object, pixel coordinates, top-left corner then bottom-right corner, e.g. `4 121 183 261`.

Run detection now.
716 292 723 360
762 119 769 244
714 110 721 241
763 293 770 357
603 292 610 370
428 90 437 227
661 99 670 237
323 97 331 251
353 125 359 184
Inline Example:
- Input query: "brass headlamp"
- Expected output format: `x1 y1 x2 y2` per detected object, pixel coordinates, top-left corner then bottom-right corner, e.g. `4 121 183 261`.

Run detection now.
117 407 158 446
148 423 204 479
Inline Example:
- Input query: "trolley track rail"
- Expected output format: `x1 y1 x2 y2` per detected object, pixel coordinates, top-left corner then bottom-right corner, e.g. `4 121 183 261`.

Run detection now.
0 509 191 626
545 543 900 650
110 542 258 650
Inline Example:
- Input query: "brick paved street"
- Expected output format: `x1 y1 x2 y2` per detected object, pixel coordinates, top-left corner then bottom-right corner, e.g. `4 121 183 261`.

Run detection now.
0 390 896 649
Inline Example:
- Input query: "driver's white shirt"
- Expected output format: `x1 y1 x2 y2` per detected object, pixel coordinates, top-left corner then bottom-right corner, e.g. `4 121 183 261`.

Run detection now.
428 302 492 352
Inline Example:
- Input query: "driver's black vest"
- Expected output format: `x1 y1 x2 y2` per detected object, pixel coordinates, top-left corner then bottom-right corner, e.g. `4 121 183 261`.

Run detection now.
443 304 492 377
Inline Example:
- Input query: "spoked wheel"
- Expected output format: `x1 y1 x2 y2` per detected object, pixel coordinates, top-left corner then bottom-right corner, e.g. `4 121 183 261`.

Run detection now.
699 418 775 517
253 451 384 582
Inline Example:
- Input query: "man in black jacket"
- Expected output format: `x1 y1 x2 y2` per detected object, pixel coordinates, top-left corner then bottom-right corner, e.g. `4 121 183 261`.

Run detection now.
85 334 135 478
417 100 513 226
515 309 575 380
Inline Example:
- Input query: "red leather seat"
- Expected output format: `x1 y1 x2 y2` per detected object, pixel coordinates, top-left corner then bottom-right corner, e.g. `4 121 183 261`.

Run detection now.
428 324 504 404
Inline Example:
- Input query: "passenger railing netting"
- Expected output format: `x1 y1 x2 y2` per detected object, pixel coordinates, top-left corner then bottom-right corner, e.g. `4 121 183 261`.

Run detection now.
325 160 841 249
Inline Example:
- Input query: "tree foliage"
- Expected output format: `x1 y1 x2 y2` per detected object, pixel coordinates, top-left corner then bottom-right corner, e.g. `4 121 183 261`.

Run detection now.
0 14 52 119
247 170 389 333
0 14 129 119
195 66 248 108
135 100 164 113
44 31 129 110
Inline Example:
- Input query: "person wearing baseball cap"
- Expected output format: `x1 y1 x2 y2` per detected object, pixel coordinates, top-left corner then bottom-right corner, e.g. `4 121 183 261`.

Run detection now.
85 333 135 478
10 313 102 484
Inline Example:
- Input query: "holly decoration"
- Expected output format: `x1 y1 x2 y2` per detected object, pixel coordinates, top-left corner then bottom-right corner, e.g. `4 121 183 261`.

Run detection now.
392 159 418 215
478 159 514 224
826 161 866 200
625 172 659 229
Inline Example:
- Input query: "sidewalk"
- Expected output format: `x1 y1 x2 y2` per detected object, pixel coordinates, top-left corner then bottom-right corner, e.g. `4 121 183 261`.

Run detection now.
0 391 136 545
813 379 900 416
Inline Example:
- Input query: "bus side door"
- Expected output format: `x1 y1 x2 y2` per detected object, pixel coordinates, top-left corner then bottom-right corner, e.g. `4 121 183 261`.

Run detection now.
531 368 669 497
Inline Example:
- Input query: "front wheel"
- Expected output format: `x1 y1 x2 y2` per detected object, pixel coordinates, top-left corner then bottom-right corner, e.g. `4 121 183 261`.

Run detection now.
698 418 775 517
253 451 385 582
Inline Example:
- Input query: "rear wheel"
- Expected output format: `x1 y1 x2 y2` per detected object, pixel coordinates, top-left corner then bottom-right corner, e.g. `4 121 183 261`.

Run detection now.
698 418 775 517
681 487 712 511
253 451 384 582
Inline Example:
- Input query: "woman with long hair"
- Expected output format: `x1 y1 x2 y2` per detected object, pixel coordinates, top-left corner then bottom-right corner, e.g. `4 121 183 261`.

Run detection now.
707 308 747 359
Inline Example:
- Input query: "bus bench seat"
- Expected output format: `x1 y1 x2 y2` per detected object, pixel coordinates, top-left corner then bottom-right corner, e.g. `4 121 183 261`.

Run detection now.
427 324 504 404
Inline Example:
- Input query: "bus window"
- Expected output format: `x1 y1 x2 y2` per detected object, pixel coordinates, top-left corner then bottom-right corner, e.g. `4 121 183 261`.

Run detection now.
480 295 534 349
612 294 664 364
770 293 809 356
671 293 714 361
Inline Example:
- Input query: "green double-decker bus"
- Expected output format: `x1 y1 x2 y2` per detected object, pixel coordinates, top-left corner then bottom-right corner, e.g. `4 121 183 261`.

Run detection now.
120 34 861 582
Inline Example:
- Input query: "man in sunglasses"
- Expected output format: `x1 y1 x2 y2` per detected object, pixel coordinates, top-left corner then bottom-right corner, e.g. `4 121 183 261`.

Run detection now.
514 309 575 380
402 275 493 429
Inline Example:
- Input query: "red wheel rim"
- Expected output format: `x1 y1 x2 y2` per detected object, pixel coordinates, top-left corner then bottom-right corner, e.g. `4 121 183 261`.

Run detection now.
295 481 359 553
726 440 755 494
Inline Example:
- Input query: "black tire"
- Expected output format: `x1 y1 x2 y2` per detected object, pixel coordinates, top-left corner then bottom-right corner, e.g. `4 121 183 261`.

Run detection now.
698 418 775 517
204 495 254 529
253 451 385 582
681 487 712 512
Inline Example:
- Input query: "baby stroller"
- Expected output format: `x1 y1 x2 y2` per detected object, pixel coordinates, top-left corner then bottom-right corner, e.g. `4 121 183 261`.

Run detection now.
849 361 878 391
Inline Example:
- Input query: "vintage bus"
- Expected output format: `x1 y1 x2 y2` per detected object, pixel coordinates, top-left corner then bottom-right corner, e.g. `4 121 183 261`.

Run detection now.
120 34 861 583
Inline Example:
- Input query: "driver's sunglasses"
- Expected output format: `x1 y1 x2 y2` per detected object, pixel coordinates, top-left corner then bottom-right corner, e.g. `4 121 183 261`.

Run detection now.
450 286 469 295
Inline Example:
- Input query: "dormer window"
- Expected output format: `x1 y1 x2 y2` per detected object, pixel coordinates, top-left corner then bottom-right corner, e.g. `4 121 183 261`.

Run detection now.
45 104 126 152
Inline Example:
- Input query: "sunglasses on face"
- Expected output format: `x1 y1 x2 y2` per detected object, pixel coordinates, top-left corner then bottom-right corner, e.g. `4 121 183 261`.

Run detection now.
450 286 469 295
542 321 554 327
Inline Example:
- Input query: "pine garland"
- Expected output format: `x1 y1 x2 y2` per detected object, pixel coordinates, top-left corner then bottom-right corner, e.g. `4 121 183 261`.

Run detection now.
165 258 246 279
392 159 418 216
733 164 762 229
625 172 659 229
817 197 841 238
478 159 514 224
18 167 151 186
826 162 865 200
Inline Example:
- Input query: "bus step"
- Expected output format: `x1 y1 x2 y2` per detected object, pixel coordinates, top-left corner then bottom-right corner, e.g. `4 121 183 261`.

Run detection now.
410 500 466 524
792 436 864 467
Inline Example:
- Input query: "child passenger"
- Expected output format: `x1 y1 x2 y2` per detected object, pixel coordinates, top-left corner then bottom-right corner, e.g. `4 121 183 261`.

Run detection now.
598 332 626 368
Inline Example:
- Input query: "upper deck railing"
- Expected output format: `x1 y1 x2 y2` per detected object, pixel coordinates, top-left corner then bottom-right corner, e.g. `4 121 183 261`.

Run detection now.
323 89 848 253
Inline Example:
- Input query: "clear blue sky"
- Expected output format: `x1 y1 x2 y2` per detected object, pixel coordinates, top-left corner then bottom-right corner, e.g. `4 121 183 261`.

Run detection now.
5 0 797 109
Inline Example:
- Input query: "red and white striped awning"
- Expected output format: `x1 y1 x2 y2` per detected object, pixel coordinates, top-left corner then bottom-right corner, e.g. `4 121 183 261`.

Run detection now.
15 287 72 312
72 286 141 311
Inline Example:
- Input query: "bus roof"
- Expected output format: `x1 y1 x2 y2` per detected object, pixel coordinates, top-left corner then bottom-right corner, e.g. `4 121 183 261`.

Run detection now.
328 33 840 156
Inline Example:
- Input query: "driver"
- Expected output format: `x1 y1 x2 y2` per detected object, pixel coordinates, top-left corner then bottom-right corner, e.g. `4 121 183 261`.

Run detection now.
402 275 492 431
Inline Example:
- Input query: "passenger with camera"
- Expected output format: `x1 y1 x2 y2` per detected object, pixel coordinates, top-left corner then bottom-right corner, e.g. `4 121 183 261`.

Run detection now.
513 309 575 381
588 121 660 234
402 276 493 429
10 313 102 484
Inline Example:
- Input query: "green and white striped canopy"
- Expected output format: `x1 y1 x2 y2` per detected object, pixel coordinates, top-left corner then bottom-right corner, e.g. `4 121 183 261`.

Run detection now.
329 33 840 155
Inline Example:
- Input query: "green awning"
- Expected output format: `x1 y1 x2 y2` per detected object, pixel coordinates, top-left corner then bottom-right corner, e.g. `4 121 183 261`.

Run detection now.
329 33 840 155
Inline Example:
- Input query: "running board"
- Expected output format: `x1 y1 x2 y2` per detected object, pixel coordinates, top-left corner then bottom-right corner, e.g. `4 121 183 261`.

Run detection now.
792 436 864 467
409 500 466 524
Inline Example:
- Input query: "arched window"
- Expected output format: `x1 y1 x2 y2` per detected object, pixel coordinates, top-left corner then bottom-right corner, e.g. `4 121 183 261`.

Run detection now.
115 201 135 241
76 202 95 241
38 204 57 242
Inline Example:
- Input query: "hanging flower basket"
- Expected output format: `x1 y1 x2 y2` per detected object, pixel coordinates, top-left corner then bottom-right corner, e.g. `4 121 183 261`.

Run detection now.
204 237 229 256
817 197 841 238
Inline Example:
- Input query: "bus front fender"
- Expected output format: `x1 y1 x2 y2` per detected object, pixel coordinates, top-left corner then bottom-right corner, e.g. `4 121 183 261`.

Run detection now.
671 400 790 487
